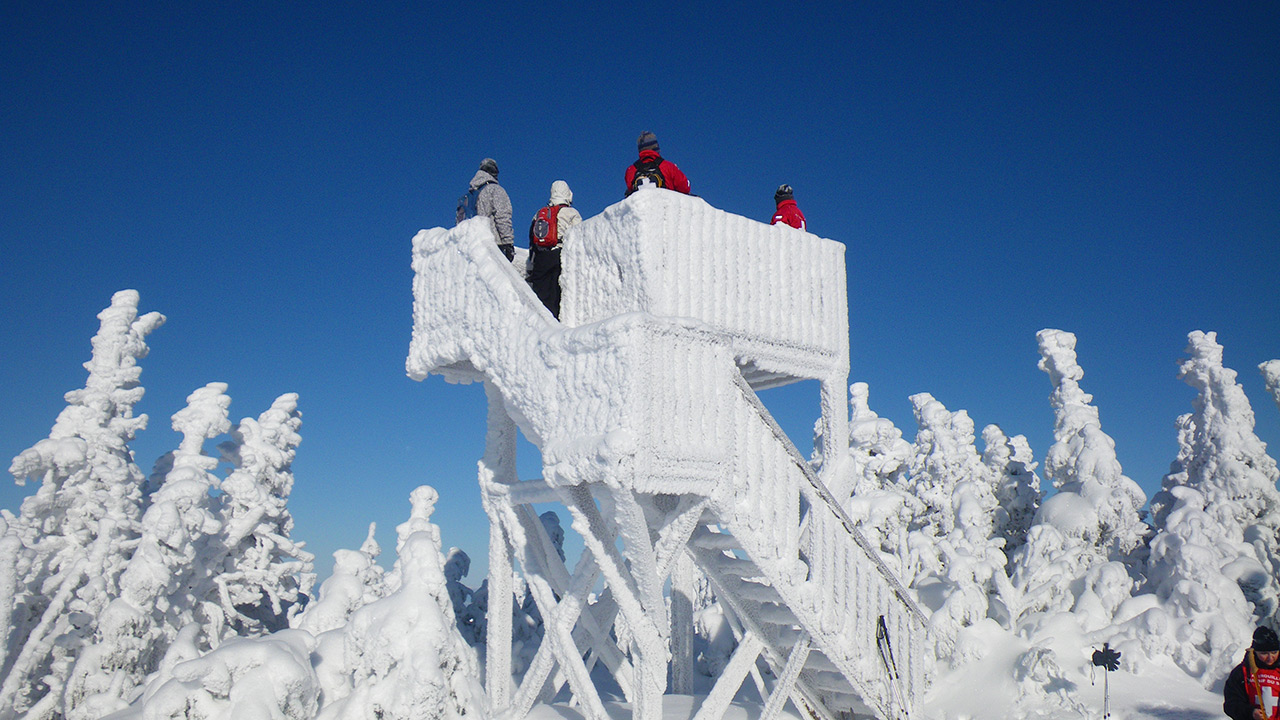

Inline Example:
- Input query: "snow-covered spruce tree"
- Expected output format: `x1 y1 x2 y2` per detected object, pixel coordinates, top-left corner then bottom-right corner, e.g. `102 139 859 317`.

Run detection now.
63 383 230 720
312 485 485 720
1143 332 1280 684
904 393 1013 644
981 424 1041 562
293 524 385 637
444 548 478 643
1011 330 1147 625
0 290 164 720
1262 360 1280 412
212 393 315 636
383 485 444 596
829 383 916 577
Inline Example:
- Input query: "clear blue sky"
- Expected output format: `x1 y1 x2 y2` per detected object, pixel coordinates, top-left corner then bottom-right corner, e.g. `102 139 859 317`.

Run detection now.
3 2 1277 581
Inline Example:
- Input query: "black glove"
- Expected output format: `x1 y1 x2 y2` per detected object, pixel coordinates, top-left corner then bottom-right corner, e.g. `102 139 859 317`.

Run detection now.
1092 643 1121 672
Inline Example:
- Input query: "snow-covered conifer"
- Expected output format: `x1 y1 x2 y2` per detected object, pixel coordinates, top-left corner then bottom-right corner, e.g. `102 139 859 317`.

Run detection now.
293 524 384 636
128 630 321 720
904 393 1012 640
63 383 230 719
1142 332 1280 683
981 424 1041 560
444 548 478 642
313 485 484 720
1262 360 1280 412
212 393 315 636
838 383 915 576
539 510 565 562
1010 330 1147 627
0 290 163 719
1035 329 1147 560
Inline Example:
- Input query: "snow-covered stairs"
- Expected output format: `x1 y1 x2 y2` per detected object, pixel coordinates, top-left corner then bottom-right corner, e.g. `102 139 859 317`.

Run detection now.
408 190 930 720
678 374 927 719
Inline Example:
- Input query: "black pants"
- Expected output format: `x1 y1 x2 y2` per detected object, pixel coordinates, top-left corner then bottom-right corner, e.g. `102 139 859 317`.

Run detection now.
528 245 561 319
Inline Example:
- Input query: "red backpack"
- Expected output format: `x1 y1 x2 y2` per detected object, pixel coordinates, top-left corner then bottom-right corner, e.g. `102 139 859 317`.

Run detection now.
529 204 563 248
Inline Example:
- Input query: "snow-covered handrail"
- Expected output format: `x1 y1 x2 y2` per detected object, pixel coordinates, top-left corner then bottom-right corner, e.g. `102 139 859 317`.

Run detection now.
710 373 930 718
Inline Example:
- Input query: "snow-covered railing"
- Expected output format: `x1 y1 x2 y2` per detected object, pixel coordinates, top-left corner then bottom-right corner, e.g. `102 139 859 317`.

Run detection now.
714 374 929 718
409 220 735 491
562 190 849 387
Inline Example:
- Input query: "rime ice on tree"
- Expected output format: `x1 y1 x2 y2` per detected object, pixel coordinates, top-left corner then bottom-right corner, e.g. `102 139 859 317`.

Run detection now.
1012 330 1148 620
214 392 315 635
1262 360 1280 412
1 290 163 720
63 382 231 719
1145 331 1280 685
981 424 1041 562
408 189 930 719
903 393 1012 643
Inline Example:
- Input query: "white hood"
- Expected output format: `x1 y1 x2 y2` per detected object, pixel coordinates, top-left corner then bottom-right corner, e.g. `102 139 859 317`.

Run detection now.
549 180 572 206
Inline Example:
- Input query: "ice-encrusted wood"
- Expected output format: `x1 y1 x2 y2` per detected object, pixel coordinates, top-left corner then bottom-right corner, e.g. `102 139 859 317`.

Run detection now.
561 189 849 386
695 375 928 718
409 220 734 492
408 200 926 720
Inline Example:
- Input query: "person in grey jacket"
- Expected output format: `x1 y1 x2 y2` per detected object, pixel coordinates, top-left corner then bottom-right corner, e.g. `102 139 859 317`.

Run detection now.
462 157 515 260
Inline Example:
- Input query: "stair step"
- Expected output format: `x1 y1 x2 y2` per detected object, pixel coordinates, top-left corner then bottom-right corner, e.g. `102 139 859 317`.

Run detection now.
718 576 779 603
802 650 838 672
812 689 863 714
690 529 739 551
713 555 763 578
804 668 855 694
755 602 798 624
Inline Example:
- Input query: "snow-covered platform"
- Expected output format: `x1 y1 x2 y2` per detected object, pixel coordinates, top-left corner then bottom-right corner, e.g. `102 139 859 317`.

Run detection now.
562 191 849 389
408 189 929 720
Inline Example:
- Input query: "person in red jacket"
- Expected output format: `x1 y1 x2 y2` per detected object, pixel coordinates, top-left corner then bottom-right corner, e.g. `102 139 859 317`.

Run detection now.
625 131 691 196
770 184 807 231
1225 626 1280 720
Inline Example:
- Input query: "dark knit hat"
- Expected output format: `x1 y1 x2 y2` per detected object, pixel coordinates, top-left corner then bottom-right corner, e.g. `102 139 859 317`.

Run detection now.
637 131 659 152
775 184 794 202
479 158 499 176
1255 626 1279 652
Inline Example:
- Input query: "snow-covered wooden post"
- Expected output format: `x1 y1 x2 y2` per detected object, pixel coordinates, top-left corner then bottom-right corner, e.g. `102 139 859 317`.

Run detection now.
479 381 517 711
669 552 697 694
819 373 852 499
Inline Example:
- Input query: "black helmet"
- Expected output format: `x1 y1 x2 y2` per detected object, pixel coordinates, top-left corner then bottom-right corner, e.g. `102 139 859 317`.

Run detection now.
775 184 794 202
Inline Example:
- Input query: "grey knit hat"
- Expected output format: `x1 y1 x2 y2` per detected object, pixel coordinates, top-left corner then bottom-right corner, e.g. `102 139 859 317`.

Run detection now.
775 184 794 202
637 131 659 152
479 158 499 176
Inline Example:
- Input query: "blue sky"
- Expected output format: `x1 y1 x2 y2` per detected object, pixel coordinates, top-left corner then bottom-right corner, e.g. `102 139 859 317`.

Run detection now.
3 2 1277 581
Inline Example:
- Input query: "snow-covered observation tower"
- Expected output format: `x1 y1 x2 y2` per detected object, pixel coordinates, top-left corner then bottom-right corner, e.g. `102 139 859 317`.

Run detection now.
408 189 930 720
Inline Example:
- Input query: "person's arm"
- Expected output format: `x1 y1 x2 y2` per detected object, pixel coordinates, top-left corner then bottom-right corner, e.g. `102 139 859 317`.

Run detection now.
1225 664 1258 720
557 207 582 243
624 164 637 196
663 161 691 195
491 186 514 245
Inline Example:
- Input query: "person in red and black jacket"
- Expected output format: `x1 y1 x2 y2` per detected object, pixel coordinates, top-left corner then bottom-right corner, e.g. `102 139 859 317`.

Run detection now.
1225 626 1280 720
770 184 807 231
624 131 691 197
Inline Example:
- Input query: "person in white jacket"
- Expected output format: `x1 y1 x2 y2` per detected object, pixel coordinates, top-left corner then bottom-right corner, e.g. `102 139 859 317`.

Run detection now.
526 180 581 318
